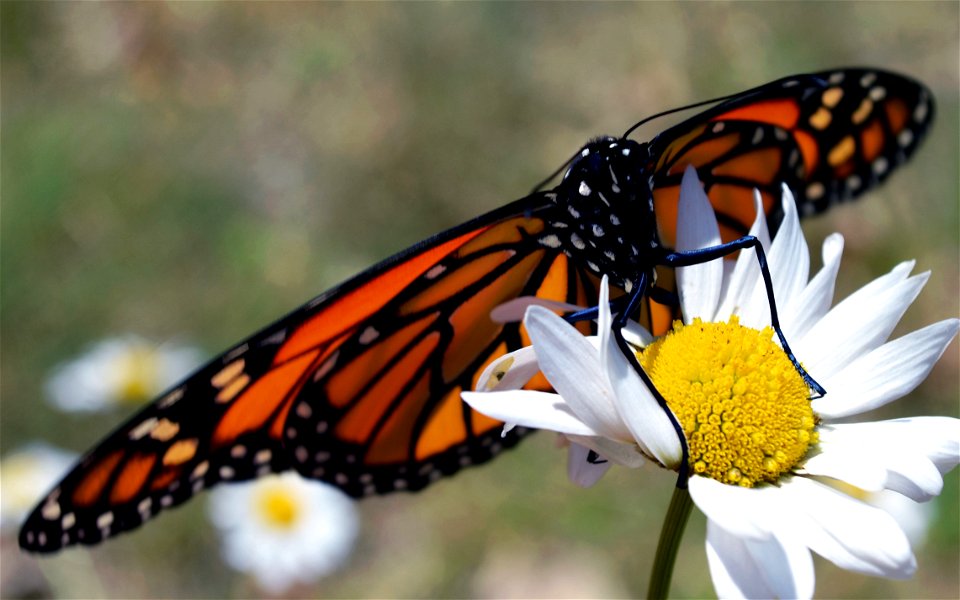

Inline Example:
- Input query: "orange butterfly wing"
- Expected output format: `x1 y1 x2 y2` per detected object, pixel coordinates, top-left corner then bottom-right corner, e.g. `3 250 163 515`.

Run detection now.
647 68 934 248
19 195 596 551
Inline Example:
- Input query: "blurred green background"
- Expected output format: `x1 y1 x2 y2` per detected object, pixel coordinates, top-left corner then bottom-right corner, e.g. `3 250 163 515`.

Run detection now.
2 2 957 598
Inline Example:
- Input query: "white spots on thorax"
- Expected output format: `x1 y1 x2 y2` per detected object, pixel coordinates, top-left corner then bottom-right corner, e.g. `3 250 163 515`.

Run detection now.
551 220 569 229
592 224 605 238
568 205 581 219
578 181 591 196
581 148 590 157
621 148 631 156
359 326 379 345
603 250 616 261
597 191 610 207
569 232 586 250
539 234 562 249
609 214 620 226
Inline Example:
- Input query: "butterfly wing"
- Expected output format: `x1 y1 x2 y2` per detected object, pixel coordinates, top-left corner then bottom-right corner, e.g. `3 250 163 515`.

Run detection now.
646 67 934 247
19 194 594 552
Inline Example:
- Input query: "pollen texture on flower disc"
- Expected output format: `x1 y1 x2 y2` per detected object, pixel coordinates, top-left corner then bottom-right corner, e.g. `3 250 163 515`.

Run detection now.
639 318 817 487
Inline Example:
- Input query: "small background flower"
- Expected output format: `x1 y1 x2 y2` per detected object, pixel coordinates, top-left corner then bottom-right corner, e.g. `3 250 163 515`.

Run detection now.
45 336 203 412
208 472 359 595
0 444 77 531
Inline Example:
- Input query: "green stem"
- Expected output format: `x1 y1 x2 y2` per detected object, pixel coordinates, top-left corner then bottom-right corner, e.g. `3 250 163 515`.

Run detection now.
647 485 694 600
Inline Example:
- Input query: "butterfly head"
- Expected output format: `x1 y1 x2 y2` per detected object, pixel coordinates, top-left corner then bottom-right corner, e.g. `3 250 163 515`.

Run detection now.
545 137 659 292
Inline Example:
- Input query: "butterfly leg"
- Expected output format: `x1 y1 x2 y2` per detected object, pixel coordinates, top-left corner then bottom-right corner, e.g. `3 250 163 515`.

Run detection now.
660 236 826 399
610 272 692 486
562 295 629 324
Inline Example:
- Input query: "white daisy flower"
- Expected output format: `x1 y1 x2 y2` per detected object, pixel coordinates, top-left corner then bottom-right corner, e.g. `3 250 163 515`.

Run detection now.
208 472 358 595
0 443 76 531
45 335 203 412
463 166 959 599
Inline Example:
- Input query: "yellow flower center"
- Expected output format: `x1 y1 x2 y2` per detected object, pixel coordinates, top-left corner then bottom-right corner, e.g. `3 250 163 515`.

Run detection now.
638 318 818 487
113 347 160 405
255 482 302 529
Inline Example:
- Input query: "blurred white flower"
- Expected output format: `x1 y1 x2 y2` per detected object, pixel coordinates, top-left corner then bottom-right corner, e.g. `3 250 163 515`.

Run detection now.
208 472 358 595
0 443 76 531
45 335 202 411
463 167 960 599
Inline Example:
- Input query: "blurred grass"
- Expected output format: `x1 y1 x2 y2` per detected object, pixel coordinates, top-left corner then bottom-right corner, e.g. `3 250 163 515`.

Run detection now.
1 2 957 598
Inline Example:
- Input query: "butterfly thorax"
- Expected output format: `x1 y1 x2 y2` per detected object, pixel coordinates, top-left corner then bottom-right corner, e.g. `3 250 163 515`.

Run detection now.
541 137 659 292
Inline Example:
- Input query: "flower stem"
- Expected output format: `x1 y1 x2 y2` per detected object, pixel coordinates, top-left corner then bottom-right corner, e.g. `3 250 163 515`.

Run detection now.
647 485 693 600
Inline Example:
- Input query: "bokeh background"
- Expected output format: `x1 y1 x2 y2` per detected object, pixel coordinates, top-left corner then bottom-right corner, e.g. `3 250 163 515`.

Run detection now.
2 2 957 598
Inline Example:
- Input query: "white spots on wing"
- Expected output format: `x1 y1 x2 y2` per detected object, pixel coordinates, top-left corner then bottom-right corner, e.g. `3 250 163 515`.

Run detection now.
846 174 862 192
783 78 800 88
359 326 379 345
296 402 312 419
751 128 764 145
314 451 331 463
191 460 210 480
313 351 339 382
219 465 236 480
158 388 184 409
578 181 591 196
897 129 914 147
859 72 877 88
774 127 788 141
129 417 159 440
138 498 153 517
295 446 309 463
868 86 886 101
315 420 329 434
254 449 272 465
61 512 76 530
262 330 287 346
913 100 929 123
828 71 845 84
335 473 348 486
872 156 889 176
425 264 446 280
41 500 61 520
806 182 825 201
96 512 114 529
712 122 725 133
161 495 174 507
359 473 373 485
586 260 599 272
230 445 246 458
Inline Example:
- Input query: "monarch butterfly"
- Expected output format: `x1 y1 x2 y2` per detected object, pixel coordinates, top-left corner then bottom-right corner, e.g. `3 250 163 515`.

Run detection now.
20 67 933 553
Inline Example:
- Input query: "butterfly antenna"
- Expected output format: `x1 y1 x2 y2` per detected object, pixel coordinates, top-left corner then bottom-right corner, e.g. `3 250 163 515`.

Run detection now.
621 90 744 140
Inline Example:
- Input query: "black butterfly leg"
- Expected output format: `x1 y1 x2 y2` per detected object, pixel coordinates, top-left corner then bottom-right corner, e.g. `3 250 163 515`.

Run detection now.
661 236 826 398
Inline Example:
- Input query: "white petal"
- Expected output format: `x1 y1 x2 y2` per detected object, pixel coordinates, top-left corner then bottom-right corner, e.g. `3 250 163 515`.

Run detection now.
599 282 682 468
798 443 889 492
676 166 723 322
782 233 843 340
689 476 777 539
715 190 770 321
461 390 598 437
781 477 916 579
797 268 929 380
473 346 541 392
525 306 631 441
491 297 586 323
766 185 809 306
814 319 959 418
567 442 612 487
706 520 814 600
